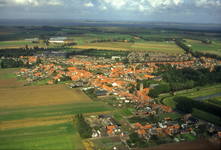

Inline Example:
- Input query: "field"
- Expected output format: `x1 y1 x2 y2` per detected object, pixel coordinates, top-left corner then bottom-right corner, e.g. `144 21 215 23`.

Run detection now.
119 108 133 116
0 82 112 149
183 39 221 56
0 122 85 149
72 42 132 51
0 84 92 109
0 40 45 48
0 68 27 88
192 108 221 126
131 42 184 54
203 95 221 107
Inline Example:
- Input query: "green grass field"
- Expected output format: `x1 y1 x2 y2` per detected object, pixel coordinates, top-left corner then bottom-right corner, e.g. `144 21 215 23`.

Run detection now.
0 59 2 69
119 108 133 116
183 39 221 56
0 73 17 79
0 101 112 121
163 85 221 108
158 113 183 120
180 133 196 141
114 112 123 120
77 39 84 44
0 122 85 149
192 108 221 126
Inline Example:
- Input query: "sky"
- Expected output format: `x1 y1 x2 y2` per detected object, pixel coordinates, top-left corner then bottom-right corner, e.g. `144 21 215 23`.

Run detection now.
0 0 220 24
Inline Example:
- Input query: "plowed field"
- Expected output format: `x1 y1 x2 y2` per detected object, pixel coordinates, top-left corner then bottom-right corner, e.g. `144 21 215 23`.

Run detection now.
0 84 92 109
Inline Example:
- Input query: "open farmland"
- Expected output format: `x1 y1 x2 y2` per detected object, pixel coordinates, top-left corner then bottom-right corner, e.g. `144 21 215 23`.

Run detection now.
131 42 184 54
72 42 132 51
0 84 92 109
183 39 221 56
0 122 85 149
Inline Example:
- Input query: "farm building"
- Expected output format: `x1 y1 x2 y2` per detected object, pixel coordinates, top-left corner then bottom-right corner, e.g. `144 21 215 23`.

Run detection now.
49 40 64 43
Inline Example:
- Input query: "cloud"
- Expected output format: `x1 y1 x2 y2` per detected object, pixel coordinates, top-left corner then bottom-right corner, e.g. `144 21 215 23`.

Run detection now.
101 6 107 10
98 0 128 9
84 2 94 7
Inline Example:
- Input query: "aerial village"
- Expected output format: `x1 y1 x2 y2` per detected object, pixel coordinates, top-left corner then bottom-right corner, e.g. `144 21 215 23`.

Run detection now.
8 50 221 149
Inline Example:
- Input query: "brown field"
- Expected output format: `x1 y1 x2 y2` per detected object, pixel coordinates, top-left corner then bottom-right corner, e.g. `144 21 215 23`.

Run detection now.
0 111 113 129
0 79 26 88
0 84 92 109
144 139 220 150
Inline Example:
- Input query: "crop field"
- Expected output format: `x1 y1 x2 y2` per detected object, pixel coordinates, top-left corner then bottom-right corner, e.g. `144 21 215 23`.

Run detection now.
183 39 221 56
0 84 92 109
0 122 85 149
131 42 184 54
72 42 132 51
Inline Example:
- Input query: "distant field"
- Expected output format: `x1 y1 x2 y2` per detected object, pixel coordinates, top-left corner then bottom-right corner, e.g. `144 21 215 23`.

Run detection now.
131 42 184 54
0 122 85 149
183 39 221 56
72 42 132 51
0 84 92 109
0 40 45 48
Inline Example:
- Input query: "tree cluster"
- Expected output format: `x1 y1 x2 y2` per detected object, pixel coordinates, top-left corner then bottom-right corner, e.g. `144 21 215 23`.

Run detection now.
73 114 92 139
174 96 221 117
201 40 212 44
162 66 221 89
136 80 148 90
148 84 170 98
127 133 148 148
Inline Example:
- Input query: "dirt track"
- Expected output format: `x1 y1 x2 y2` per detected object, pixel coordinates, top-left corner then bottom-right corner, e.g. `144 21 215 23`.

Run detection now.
143 139 221 150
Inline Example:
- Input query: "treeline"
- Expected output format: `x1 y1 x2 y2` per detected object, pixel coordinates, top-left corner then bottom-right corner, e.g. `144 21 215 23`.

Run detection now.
1 58 41 68
174 96 221 117
148 83 170 98
137 36 180 42
73 114 92 139
1 59 24 68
